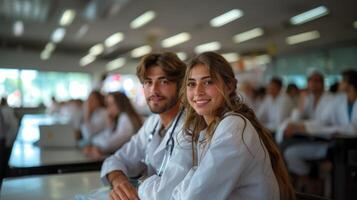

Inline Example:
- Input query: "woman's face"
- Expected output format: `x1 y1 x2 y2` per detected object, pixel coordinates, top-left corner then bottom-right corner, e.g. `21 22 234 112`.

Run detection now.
186 64 225 124
106 95 119 118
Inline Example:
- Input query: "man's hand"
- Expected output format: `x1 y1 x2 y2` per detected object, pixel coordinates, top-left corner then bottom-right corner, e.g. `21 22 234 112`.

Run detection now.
284 123 306 139
108 171 139 200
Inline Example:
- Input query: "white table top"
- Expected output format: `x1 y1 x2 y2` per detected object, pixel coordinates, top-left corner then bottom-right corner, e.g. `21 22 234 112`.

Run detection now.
1 171 105 200
9 114 100 169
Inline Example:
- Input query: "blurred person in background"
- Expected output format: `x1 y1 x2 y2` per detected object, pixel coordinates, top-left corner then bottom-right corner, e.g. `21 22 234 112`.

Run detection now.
286 83 300 108
0 97 18 181
283 69 357 193
257 77 295 133
79 90 107 145
82 92 143 159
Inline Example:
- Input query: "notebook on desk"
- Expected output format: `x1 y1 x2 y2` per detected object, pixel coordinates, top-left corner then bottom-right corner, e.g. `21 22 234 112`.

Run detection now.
39 124 77 148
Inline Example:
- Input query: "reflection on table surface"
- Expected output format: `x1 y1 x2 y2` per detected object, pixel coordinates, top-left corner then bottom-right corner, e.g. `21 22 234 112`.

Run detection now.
1 171 103 200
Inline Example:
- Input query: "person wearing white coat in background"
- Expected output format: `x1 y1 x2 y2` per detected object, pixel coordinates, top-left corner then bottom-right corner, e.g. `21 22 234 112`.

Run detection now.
170 52 295 200
284 69 357 176
100 52 190 200
275 72 335 143
257 77 295 132
82 92 143 158
80 90 107 144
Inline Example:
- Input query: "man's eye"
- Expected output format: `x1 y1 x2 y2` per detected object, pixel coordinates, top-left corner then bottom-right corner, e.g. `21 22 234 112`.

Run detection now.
160 80 169 85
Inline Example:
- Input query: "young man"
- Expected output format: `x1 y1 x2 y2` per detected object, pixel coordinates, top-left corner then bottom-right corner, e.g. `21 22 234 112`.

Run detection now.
101 52 188 200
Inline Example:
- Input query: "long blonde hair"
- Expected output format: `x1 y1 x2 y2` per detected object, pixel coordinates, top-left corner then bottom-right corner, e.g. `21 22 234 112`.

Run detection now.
180 52 295 200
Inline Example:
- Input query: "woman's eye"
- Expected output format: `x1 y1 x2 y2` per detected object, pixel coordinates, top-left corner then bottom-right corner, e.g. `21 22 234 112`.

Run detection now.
204 80 213 85
187 82 195 87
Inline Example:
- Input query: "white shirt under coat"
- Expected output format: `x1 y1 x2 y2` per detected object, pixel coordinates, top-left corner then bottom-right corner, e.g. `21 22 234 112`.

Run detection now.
92 113 136 154
171 114 280 200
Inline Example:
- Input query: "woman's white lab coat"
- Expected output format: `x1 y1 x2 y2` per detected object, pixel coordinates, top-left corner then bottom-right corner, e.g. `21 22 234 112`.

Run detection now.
80 108 107 141
100 113 185 187
171 114 280 200
91 113 135 154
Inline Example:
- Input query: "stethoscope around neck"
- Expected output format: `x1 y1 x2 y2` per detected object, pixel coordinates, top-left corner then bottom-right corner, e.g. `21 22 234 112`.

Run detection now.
149 109 184 176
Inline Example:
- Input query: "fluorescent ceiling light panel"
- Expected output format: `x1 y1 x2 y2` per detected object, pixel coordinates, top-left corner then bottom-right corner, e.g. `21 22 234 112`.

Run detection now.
233 28 264 43
176 52 187 61
40 50 50 60
354 21 357 29
105 32 124 47
222 53 240 63
210 9 243 27
130 10 156 29
60 9 76 26
51 28 66 43
76 24 89 39
80 55 96 67
131 45 152 58
194 42 221 54
161 32 191 48
89 44 104 56
45 42 56 52
290 6 329 25
286 31 320 45
13 21 24 37
106 58 126 71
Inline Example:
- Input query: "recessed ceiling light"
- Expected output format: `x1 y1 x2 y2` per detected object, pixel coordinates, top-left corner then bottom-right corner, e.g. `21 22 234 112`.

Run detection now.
353 21 357 29
210 9 243 27
290 6 329 25
233 28 264 43
106 58 126 71
40 50 50 60
131 45 152 58
105 32 124 48
13 21 24 37
89 44 104 56
194 42 221 54
161 32 191 48
51 28 66 43
59 9 76 26
176 52 187 61
80 55 96 67
130 10 156 29
222 53 240 63
286 31 320 45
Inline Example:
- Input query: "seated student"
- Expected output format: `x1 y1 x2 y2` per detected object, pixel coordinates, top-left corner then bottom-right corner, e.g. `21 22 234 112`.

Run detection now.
169 52 295 200
284 69 357 178
83 92 143 158
257 77 295 133
79 90 107 144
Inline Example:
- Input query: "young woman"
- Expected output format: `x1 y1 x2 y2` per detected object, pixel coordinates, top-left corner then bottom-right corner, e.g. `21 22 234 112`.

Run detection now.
83 92 143 158
172 52 295 200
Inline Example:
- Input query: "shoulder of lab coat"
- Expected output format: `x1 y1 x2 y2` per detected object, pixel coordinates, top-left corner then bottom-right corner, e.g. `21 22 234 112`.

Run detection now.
92 113 135 154
304 94 357 136
100 114 160 186
138 131 192 200
80 108 107 140
171 114 279 200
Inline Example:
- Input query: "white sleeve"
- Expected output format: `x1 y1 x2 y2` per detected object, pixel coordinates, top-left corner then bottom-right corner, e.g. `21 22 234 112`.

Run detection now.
92 114 135 153
81 108 107 140
138 134 192 200
171 116 267 200
100 116 156 186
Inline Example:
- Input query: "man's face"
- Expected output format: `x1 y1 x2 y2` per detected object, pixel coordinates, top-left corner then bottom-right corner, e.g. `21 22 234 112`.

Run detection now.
308 74 324 94
142 66 178 114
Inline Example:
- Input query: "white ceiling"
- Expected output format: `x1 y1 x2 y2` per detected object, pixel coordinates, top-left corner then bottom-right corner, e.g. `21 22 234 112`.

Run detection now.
0 0 356 74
